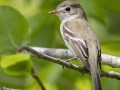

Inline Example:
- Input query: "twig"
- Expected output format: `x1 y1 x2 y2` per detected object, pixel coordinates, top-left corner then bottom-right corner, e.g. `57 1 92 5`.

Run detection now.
31 67 46 90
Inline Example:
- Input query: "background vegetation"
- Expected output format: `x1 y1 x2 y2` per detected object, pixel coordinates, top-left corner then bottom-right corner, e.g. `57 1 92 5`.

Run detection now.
0 0 120 90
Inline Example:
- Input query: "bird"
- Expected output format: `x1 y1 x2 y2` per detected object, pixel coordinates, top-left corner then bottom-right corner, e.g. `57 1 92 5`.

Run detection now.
49 0 102 90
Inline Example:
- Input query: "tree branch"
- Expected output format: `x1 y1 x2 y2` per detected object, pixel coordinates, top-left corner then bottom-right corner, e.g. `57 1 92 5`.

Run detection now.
22 46 120 80
31 67 46 90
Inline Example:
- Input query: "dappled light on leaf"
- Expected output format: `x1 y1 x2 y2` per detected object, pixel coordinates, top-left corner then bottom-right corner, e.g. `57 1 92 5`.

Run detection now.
1 53 30 68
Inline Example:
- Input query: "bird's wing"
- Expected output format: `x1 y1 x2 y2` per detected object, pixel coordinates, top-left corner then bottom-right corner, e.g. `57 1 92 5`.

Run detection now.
62 20 90 69
96 40 102 70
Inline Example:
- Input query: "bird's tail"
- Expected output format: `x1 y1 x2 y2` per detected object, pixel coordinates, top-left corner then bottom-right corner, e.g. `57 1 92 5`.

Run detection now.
90 68 102 90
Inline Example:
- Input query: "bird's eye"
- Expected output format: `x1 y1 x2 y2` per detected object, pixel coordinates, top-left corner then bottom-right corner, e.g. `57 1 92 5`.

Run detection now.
65 7 71 11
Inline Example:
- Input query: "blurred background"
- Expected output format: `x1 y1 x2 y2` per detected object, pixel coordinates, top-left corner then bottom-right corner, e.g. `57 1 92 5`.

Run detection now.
0 0 120 90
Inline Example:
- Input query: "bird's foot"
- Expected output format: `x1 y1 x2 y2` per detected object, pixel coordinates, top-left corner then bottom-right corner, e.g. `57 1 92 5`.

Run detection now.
62 60 71 69
82 66 89 75
62 56 78 69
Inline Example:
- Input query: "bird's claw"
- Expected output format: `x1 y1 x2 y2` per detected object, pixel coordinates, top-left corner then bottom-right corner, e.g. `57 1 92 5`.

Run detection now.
62 56 78 69
62 60 71 69
66 60 71 66
82 66 89 75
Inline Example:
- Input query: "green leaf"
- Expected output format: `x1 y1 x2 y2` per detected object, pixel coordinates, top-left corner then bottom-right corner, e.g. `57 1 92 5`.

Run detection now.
75 78 92 90
101 41 120 56
78 0 106 24
95 0 120 13
4 61 32 76
1 53 30 68
0 6 30 53
28 12 58 47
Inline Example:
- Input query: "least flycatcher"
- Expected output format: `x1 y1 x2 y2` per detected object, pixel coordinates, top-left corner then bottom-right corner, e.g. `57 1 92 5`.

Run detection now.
49 0 102 90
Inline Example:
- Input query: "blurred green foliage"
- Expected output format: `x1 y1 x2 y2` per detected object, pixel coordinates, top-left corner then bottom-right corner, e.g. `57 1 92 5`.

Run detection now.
0 0 120 90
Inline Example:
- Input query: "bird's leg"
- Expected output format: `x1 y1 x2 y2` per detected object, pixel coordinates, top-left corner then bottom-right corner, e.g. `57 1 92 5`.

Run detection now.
63 56 78 69
66 56 78 62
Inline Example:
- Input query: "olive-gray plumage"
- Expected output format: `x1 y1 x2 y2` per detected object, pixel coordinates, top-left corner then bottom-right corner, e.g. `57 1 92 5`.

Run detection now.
49 0 102 90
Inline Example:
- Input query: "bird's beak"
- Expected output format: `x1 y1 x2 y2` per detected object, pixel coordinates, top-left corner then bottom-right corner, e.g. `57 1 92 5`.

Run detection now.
49 9 60 14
